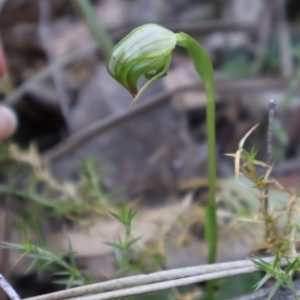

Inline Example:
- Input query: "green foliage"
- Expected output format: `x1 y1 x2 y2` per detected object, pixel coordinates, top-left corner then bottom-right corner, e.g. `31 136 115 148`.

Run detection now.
0 149 112 225
77 158 113 211
211 273 262 300
242 147 258 164
3 221 92 288
0 144 24 179
106 204 141 273
260 41 281 75
228 127 300 299
109 203 137 236
251 252 300 300
1 145 165 293
221 56 252 79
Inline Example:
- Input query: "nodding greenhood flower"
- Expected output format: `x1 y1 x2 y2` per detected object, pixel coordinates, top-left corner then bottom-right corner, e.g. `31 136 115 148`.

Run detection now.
107 24 176 102
107 23 218 264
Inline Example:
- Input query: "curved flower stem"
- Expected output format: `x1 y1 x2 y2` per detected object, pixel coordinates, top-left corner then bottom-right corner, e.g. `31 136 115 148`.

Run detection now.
176 32 217 263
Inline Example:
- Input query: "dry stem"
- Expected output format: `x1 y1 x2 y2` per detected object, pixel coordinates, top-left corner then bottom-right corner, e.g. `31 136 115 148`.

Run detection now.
24 257 284 300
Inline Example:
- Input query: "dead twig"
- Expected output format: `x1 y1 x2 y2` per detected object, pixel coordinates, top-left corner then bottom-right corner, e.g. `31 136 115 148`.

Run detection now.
0 273 20 300
69 267 257 300
72 0 113 58
267 100 276 166
3 41 97 107
24 257 281 300
264 99 276 238
38 0 70 129
43 77 290 163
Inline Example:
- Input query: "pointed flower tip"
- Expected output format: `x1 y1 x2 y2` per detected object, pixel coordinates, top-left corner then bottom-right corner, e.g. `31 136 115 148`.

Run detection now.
107 24 176 101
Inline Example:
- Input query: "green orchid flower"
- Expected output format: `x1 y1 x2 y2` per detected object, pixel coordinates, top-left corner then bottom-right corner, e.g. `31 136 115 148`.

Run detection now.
107 24 176 101
107 23 217 264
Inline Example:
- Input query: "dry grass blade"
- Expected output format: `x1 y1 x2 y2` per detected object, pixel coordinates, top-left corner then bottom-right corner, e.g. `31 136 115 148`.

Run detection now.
238 124 259 151
225 123 259 180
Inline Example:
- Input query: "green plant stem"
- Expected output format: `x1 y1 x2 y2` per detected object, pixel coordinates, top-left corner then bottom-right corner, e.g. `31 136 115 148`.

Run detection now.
206 280 215 300
72 0 113 58
121 225 131 272
176 33 217 264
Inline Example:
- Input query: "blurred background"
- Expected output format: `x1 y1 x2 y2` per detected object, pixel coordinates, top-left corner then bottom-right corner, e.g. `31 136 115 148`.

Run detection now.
1 0 300 299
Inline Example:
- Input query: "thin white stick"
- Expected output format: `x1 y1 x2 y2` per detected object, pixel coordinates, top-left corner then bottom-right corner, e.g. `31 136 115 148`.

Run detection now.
70 266 258 300
24 257 278 300
0 273 20 300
